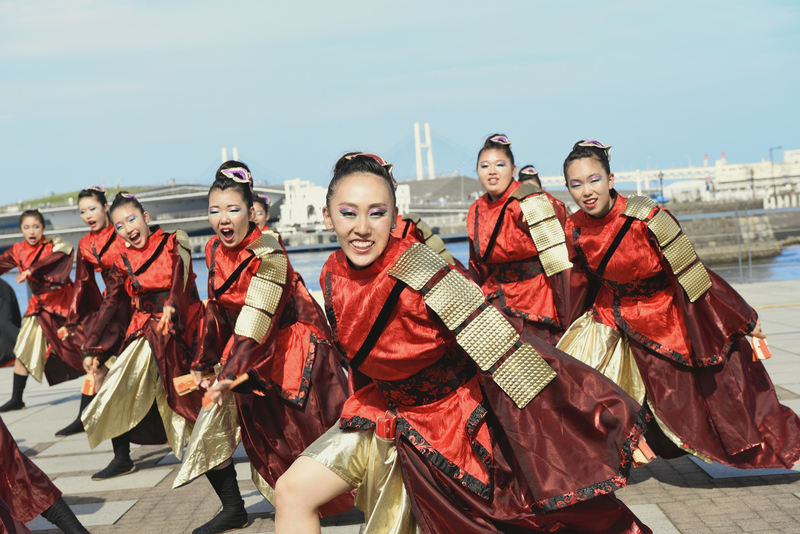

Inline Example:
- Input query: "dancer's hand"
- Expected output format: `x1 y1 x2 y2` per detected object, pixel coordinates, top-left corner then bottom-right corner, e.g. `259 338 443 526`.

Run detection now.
57 325 75 340
157 305 176 336
207 378 233 408
16 269 31 283
190 369 214 389
83 356 99 374
749 318 766 339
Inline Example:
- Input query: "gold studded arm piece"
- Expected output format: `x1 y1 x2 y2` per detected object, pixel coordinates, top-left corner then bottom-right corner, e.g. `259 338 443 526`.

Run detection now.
405 213 457 266
513 183 572 276
388 243 556 408
623 196 712 302
233 234 288 343
50 236 74 256
174 230 192 289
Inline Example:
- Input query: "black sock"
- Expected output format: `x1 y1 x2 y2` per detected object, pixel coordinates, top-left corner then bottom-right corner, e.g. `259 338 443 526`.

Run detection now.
12 372 28 402
78 393 94 414
205 462 245 513
111 431 132 463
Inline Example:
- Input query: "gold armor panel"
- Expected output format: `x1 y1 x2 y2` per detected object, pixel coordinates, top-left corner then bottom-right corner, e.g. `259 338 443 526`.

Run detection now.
424 270 485 330
256 254 288 285
245 277 283 315
247 233 281 258
622 195 657 220
234 305 272 343
529 217 567 251
678 261 713 302
387 243 447 291
662 234 697 274
492 343 556 409
646 209 681 247
455 306 519 370
50 236 74 255
539 244 573 277
519 194 554 226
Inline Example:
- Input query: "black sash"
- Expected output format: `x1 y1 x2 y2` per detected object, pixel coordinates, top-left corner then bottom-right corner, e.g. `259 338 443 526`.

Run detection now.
596 217 633 277
134 233 170 276
25 243 46 271
213 254 255 298
348 280 408 371
97 230 117 260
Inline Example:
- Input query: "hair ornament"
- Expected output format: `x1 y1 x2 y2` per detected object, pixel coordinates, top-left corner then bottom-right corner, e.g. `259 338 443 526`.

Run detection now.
575 139 612 161
345 152 397 190
121 193 138 201
489 135 512 146
220 167 254 190
88 185 105 192
257 194 270 205
519 165 538 176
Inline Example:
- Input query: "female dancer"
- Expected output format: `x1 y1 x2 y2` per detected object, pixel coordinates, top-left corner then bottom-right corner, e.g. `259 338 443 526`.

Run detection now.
252 193 271 231
467 134 571 343
558 139 800 468
180 162 350 534
272 153 652 534
0 416 89 533
0 210 83 412
56 186 131 437
80 192 203 480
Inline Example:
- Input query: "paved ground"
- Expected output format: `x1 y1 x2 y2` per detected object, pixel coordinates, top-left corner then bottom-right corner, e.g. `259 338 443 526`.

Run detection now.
2 279 799 533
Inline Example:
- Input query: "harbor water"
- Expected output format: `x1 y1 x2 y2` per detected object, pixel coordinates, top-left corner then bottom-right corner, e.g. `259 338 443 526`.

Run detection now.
3 242 799 311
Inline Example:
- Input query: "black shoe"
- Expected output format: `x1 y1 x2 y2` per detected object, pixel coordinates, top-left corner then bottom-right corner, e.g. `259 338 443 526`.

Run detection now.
0 398 25 412
91 458 135 480
40 497 91 534
191 509 249 534
55 417 85 437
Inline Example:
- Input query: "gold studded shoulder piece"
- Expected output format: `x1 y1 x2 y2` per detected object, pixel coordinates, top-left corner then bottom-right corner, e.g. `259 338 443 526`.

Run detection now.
49 236 73 256
622 200 711 302
515 188 572 276
234 239 288 343
388 243 556 408
174 230 192 289
401 213 422 225
405 214 457 266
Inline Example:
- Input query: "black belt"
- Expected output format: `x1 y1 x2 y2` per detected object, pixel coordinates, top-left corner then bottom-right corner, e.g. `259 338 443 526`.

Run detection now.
489 258 544 283
603 271 670 300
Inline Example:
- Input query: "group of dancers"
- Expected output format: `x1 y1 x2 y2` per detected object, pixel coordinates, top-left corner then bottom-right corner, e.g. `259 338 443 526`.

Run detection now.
0 135 798 534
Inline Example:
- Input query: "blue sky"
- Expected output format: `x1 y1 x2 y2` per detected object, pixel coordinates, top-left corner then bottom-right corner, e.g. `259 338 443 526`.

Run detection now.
1 1 798 201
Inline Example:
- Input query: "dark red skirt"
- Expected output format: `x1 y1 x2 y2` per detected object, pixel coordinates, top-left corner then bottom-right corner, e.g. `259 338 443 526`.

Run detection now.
35 312 84 385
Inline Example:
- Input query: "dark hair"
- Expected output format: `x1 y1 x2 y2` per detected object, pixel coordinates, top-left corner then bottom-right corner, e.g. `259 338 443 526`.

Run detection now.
562 140 611 180
19 209 45 227
518 165 542 188
253 194 269 211
326 152 396 207
209 160 254 208
78 188 108 206
476 133 515 168
110 191 146 216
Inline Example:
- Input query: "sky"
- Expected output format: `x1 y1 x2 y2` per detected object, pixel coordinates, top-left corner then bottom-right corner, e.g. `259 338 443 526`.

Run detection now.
1 0 798 202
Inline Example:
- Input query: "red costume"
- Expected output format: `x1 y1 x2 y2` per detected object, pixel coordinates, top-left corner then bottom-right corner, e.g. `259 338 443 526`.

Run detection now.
468 180 572 343
196 225 350 514
83 226 203 427
565 193 800 468
67 224 131 357
0 416 60 524
320 236 651 533
0 238 83 383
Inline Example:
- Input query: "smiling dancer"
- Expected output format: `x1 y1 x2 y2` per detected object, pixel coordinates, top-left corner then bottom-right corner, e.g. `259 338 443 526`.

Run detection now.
177 162 350 534
558 139 800 468
252 193 271 231
80 192 203 480
54 186 131 438
467 135 571 343
0 210 84 412
273 152 652 534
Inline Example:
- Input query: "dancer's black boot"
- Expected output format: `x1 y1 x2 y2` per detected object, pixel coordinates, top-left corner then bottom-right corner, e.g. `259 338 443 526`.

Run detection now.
55 393 94 437
192 461 248 534
40 496 91 534
0 372 27 412
92 431 135 480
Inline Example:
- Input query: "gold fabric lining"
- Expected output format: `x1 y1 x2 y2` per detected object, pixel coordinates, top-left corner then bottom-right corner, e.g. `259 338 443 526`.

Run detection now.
622 195 657 220
424 270 484 330
14 316 47 383
234 305 272 343
82 337 192 458
251 464 275 506
387 243 447 291
455 306 519 370
256 254 288 285
492 343 556 409
519 194 554 226
556 311 646 404
244 277 283 315
662 234 697 274
173 393 241 488
646 398 712 465
50 235 73 255
247 233 281 257
678 262 713 302
539 244 573 277
301 425 421 534
646 210 681 247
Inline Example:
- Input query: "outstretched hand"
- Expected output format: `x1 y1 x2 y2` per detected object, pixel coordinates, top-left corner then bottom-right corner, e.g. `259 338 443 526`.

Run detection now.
16 269 31 283
206 377 234 408
156 305 176 336
749 318 766 339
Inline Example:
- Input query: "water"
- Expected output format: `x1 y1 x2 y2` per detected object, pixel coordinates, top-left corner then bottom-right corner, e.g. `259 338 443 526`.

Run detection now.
3 242 798 315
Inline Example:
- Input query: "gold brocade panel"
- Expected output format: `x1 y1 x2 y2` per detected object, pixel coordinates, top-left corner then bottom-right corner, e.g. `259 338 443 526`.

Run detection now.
14 316 47 383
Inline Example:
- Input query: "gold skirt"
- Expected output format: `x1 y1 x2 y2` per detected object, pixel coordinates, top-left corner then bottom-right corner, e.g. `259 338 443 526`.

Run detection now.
173 392 241 488
81 337 192 458
302 425 421 534
14 316 48 383
558 311 711 463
